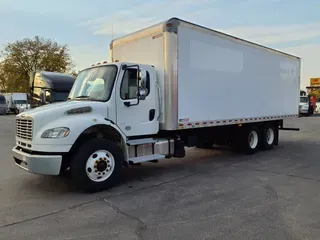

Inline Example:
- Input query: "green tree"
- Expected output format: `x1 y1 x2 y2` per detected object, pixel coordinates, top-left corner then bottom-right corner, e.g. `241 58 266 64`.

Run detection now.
0 36 75 92
0 63 7 92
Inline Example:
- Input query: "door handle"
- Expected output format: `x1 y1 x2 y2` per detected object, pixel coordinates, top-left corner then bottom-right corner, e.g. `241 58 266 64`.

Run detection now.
149 109 155 121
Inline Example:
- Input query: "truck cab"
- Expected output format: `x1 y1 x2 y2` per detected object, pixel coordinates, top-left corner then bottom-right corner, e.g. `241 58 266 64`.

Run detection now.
12 93 29 113
299 95 315 116
29 71 76 108
67 62 159 136
13 62 161 191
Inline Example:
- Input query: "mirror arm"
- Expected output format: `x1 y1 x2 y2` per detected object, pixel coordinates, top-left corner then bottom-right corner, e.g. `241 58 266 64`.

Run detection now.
124 98 140 107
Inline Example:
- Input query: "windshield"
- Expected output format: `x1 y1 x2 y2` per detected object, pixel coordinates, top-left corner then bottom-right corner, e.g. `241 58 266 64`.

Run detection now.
300 97 308 103
14 100 27 104
52 91 69 102
0 99 5 104
68 65 118 101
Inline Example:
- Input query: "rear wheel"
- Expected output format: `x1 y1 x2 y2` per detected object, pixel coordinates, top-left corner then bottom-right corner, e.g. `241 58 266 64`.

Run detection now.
261 123 276 150
70 138 123 192
235 125 260 154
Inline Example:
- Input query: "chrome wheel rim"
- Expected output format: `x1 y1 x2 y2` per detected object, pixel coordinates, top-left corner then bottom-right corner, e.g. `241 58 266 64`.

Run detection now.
248 131 259 149
85 150 115 182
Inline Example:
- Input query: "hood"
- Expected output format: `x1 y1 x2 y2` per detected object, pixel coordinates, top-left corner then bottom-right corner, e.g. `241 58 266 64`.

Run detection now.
17 100 108 120
17 100 109 138
20 101 84 116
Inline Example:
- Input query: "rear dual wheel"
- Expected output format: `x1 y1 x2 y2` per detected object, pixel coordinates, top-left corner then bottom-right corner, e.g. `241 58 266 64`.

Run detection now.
260 123 276 150
236 123 276 154
240 125 260 154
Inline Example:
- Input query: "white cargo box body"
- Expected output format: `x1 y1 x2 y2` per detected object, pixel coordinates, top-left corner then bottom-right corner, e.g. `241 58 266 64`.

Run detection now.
111 18 300 131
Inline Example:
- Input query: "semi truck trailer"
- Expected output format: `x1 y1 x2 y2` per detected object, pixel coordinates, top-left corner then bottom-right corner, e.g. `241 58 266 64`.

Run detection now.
12 18 300 192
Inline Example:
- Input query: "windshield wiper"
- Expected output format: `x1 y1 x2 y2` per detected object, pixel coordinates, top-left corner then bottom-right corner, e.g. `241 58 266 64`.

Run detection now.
75 95 90 99
72 95 100 101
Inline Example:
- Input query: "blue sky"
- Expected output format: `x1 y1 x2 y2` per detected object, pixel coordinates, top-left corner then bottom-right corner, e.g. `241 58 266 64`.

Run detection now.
0 0 319 88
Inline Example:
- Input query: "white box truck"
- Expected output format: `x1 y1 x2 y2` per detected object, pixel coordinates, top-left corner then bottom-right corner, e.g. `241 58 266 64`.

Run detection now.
12 18 300 192
4 92 29 114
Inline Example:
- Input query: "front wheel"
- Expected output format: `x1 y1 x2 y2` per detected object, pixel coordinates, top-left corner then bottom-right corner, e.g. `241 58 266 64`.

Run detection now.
70 138 124 193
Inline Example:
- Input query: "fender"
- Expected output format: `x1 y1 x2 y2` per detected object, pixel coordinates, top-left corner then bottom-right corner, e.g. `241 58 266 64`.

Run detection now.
68 116 129 162
34 114 127 150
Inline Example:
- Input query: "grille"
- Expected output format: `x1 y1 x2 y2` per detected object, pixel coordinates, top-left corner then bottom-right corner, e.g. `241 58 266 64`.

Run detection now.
16 118 33 140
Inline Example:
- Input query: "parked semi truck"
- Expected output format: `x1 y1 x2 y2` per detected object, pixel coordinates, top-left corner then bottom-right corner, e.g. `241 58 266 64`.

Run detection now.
12 18 300 192
29 71 76 108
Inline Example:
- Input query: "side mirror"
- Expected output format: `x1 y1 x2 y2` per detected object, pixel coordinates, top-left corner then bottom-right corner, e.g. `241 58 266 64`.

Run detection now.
138 69 148 100
29 71 35 88
41 90 51 104
139 70 147 88
41 90 46 104
138 89 147 100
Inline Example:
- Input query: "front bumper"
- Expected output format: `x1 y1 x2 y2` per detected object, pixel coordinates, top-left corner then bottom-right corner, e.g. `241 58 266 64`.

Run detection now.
300 108 309 114
12 146 62 175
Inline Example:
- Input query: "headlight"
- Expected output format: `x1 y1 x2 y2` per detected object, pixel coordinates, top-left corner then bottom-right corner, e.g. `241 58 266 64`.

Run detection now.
41 127 70 138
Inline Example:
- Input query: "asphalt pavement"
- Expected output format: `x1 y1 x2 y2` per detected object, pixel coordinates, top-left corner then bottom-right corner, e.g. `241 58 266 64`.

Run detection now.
0 115 320 240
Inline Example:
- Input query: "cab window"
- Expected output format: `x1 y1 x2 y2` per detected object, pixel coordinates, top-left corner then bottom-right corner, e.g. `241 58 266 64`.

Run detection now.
120 69 150 100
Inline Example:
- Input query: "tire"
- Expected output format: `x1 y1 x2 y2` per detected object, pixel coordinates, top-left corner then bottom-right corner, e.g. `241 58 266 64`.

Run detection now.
70 138 124 193
236 125 260 154
260 123 276 150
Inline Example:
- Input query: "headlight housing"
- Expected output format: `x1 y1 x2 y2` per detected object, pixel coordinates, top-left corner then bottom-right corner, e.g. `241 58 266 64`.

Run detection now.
41 127 70 138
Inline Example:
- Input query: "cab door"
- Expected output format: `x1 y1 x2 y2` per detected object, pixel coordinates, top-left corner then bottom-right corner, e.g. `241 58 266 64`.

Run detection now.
115 65 159 136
